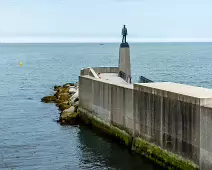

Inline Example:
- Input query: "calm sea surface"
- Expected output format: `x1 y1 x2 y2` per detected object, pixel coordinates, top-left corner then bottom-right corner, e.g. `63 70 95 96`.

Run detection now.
0 43 212 170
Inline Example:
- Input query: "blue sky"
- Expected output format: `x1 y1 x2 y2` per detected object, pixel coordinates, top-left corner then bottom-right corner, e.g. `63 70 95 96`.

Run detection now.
0 0 212 42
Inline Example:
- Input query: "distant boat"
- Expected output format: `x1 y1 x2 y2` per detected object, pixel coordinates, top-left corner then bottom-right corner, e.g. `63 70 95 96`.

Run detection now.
100 43 104 45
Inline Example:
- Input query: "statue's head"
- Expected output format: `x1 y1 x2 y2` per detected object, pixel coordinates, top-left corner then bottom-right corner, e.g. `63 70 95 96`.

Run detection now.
123 25 126 27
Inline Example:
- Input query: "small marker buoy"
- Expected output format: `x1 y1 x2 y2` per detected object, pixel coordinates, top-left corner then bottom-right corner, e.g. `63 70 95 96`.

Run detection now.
19 62 22 66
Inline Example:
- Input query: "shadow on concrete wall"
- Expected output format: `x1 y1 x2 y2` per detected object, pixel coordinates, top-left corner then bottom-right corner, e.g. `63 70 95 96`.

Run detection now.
138 76 154 83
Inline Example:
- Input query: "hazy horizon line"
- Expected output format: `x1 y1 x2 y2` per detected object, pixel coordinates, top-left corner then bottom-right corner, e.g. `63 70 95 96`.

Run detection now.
1 38 212 44
1 41 212 44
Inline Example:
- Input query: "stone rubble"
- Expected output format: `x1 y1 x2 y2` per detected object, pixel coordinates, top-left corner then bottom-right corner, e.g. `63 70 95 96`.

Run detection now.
41 82 79 124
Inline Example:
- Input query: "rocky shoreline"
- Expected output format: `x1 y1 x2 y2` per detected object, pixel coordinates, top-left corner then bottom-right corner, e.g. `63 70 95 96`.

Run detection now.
41 83 79 125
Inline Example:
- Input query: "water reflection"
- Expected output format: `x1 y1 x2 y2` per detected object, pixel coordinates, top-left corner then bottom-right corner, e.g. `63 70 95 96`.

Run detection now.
77 126 164 170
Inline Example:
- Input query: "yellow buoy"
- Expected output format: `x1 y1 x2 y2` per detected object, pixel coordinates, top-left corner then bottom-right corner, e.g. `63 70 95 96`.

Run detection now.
19 62 22 66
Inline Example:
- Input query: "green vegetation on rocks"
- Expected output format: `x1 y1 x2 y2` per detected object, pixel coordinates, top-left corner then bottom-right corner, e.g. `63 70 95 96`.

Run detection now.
63 83 75 87
58 103 70 111
55 100 69 107
60 112 79 122
60 111 79 124
54 85 61 91
41 96 57 103
41 82 79 125
58 93 70 101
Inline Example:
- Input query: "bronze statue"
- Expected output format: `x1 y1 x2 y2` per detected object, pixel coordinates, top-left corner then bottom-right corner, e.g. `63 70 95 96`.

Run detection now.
122 25 128 43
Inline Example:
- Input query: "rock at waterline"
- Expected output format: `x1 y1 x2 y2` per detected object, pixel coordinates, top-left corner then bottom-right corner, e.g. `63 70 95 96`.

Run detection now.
55 100 69 107
42 83 80 124
58 93 70 101
63 83 75 88
58 103 70 111
54 89 69 98
41 96 57 103
54 85 61 91
63 106 75 113
60 106 79 124
69 87 77 94
57 87 70 94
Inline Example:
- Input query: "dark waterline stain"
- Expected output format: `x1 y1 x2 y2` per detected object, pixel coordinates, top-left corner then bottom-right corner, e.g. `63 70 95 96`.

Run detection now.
77 125 165 170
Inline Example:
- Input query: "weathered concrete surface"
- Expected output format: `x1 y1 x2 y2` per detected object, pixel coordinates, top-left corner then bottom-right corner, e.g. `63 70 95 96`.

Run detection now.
99 73 132 86
200 104 212 170
119 46 131 83
133 83 201 165
133 83 212 169
79 75 133 133
137 82 212 98
79 76 93 112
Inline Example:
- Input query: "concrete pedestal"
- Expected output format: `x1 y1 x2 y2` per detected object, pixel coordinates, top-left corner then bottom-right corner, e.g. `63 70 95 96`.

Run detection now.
118 42 131 83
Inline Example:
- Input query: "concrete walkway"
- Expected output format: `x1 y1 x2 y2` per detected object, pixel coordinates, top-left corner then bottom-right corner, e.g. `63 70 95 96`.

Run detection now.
84 72 133 88
99 73 133 88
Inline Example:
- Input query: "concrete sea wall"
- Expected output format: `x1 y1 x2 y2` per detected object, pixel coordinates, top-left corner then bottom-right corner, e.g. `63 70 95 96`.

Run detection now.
200 103 212 169
133 83 200 169
79 75 134 136
79 67 212 170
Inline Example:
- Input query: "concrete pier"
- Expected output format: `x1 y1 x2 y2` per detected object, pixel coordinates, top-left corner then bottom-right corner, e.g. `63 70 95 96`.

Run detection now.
78 30 212 169
79 67 212 169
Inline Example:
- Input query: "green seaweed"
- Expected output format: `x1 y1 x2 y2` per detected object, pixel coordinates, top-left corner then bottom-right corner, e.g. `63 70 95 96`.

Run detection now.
111 121 133 136
132 138 199 170
41 96 57 103
58 103 70 111
90 115 132 147
79 110 199 170
79 110 132 147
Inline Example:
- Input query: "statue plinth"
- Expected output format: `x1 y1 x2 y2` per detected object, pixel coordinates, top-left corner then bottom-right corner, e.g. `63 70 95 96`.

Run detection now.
120 42 129 48
118 42 131 84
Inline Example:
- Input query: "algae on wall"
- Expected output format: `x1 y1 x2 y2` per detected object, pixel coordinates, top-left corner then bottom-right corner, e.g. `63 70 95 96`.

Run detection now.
132 138 199 170
79 109 132 147
79 109 199 170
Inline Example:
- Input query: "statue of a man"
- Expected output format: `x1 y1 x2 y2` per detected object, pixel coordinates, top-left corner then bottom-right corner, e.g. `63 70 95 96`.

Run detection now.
122 25 128 43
